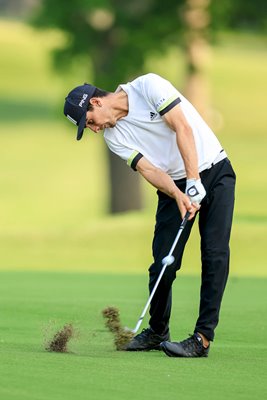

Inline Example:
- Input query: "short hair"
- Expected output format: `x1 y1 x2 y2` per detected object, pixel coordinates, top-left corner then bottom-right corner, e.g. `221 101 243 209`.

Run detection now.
87 88 109 111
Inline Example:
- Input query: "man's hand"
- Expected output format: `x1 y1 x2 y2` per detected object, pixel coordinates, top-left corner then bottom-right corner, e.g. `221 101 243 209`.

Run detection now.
175 191 199 221
186 179 206 206
136 156 199 220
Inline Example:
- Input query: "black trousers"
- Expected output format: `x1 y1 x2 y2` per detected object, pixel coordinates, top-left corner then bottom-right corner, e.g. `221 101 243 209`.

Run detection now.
148 158 236 341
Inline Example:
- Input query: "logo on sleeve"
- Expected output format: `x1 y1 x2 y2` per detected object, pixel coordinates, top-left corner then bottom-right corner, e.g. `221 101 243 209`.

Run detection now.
156 98 165 108
150 112 157 120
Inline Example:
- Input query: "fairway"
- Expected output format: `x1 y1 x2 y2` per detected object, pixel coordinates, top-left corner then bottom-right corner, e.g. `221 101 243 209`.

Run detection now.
0 272 266 400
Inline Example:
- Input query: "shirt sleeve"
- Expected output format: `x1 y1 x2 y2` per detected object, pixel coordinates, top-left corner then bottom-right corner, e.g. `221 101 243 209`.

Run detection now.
126 151 144 171
141 73 181 116
105 136 143 171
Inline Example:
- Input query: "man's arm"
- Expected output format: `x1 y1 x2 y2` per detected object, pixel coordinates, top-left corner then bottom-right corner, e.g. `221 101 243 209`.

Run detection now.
163 104 206 206
135 156 197 219
163 104 199 179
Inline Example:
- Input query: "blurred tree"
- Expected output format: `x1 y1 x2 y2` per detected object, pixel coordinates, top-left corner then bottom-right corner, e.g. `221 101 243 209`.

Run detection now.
181 0 266 120
0 0 39 18
30 0 266 213
31 0 185 213
182 0 211 121
209 0 267 32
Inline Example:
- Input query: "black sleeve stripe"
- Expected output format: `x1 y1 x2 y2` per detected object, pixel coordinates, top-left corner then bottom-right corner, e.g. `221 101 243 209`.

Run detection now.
159 97 181 116
131 153 144 171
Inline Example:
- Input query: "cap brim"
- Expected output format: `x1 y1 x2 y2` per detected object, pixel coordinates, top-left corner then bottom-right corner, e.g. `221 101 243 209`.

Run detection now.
76 112 87 140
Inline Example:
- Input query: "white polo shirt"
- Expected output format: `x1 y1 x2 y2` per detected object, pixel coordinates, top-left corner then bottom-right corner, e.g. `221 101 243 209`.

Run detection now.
104 73 223 180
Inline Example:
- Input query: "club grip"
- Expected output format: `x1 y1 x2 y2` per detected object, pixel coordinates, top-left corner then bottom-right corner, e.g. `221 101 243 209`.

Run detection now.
181 210 190 228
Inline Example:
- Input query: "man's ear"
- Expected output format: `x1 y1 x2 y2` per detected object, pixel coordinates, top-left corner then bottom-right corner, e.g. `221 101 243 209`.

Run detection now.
89 97 102 107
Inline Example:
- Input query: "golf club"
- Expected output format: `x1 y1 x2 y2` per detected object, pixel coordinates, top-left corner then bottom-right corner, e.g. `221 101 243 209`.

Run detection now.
131 210 191 334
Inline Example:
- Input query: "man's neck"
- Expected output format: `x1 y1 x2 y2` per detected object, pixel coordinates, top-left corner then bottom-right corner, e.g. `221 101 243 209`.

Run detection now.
111 90 129 121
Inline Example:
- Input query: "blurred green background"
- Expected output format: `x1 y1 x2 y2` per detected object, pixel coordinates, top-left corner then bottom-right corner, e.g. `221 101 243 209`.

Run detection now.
0 1 266 276
1 3 267 400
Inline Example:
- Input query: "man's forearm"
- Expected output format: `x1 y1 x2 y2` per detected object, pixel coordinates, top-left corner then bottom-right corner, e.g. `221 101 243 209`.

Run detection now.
176 125 199 180
136 156 198 219
138 165 180 199
136 159 181 200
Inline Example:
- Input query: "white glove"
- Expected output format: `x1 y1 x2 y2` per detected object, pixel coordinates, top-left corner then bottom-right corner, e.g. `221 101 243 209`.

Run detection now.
186 179 206 205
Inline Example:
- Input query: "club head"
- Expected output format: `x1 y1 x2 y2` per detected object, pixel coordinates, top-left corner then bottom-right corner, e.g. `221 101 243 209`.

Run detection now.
124 326 135 334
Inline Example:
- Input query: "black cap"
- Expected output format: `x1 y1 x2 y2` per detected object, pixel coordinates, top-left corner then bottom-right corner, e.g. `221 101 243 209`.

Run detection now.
64 83 96 140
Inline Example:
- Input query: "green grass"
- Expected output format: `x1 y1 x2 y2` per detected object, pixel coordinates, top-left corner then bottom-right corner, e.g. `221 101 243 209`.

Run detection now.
0 271 266 400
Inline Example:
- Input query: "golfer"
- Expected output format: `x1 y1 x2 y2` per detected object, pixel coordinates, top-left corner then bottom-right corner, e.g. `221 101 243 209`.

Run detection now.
63 73 236 357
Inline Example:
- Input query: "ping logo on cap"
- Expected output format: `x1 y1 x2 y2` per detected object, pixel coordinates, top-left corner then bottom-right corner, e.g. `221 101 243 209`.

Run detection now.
79 94 88 108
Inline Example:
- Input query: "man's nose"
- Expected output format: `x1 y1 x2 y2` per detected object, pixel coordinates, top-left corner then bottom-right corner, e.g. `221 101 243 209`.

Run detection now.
88 125 99 133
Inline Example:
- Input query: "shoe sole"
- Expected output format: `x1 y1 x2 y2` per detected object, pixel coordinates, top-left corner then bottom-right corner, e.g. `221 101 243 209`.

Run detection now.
160 343 180 357
161 343 209 358
126 345 162 351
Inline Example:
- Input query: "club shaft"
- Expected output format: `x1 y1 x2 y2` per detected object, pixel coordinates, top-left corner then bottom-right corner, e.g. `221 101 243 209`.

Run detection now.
132 211 190 334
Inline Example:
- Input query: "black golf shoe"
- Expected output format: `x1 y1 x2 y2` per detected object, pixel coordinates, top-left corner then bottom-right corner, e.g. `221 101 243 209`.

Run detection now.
160 333 210 358
125 328 170 351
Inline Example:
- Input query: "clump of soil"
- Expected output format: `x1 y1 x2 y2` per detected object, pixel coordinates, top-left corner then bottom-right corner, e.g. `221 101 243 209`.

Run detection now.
102 306 134 351
45 323 75 353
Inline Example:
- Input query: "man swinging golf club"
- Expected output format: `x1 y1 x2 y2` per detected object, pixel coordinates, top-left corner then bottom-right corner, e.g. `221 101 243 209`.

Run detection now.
63 73 236 357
